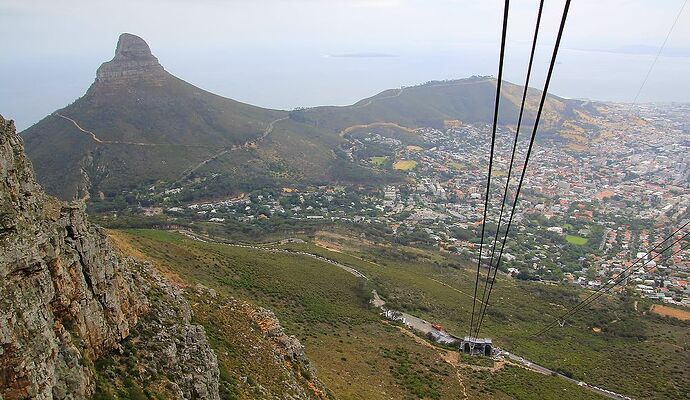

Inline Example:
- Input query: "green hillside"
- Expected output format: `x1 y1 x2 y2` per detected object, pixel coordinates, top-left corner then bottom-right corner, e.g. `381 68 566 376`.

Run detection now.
21 34 351 200
292 77 599 134
116 228 624 400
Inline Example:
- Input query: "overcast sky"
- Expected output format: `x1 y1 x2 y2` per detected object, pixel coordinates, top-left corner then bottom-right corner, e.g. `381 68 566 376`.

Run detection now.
1 0 689 130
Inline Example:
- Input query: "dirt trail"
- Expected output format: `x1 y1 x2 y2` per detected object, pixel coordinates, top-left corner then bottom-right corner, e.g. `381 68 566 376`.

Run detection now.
391 324 509 399
56 113 104 143
260 116 289 139
175 116 288 183
56 112 212 147
455 370 469 399
56 111 289 186
55 111 195 147
651 304 690 321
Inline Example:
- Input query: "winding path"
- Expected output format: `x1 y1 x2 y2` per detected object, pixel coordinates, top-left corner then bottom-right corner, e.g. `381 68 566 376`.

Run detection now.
55 112 212 147
177 229 368 279
174 115 288 183
55 111 289 186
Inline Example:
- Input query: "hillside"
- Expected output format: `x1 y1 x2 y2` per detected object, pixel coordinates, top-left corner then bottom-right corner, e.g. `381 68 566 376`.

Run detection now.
292 77 602 135
22 34 605 203
0 114 328 399
21 34 356 201
112 226 688 400
114 229 609 400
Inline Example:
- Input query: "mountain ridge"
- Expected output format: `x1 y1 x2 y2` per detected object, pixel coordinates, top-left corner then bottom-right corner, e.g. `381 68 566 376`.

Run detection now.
22 34 293 199
22 33 603 202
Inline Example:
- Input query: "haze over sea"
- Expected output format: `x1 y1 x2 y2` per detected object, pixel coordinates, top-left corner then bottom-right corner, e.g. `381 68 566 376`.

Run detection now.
3 0 689 131
2 41 689 131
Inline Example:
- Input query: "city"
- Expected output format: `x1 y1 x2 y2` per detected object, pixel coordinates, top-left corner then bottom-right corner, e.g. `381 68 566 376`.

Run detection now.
123 102 690 309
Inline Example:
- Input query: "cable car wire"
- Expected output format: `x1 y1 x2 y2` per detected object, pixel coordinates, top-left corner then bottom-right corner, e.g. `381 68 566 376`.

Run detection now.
534 224 689 337
475 0 572 337
469 0 511 338
476 0 545 338
535 221 689 336
632 0 688 104
535 237 689 337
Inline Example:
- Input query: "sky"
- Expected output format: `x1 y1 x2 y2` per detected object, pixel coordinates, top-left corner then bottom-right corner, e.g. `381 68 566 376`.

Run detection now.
1 0 689 130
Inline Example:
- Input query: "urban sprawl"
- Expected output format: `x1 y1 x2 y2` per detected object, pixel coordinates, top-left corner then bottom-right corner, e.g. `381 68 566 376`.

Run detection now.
136 103 690 308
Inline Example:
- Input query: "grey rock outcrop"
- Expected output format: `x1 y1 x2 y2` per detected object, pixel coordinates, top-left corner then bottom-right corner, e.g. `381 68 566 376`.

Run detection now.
0 114 219 400
94 33 167 86
122 272 220 399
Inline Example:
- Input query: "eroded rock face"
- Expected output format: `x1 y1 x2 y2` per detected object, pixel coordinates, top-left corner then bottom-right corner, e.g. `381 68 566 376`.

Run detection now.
94 33 167 86
0 115 219 400
123 273 220 400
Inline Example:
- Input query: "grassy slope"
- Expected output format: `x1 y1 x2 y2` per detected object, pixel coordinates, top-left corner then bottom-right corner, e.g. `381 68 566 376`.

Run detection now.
295 78 586 134
565 235 589 245
115 229 616 400
280 232 690 400
22 75 599 200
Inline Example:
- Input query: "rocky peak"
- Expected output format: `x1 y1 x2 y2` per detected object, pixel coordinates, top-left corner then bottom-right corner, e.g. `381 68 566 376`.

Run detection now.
94 33 167 85
113 33 157 61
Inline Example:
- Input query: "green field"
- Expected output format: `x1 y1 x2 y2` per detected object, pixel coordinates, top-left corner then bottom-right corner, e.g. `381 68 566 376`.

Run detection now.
114 229 690 400
566 235 588 245
369 156 389 167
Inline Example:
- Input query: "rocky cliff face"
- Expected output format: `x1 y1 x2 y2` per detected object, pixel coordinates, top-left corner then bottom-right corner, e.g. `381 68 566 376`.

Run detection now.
94 33 168 87
0 115 219 400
